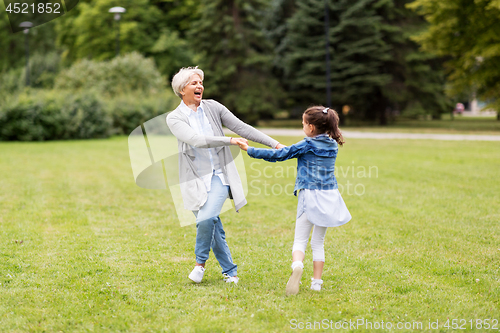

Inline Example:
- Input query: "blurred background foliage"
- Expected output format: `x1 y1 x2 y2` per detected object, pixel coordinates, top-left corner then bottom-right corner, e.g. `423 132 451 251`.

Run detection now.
54 52 165 95
0 90 111 140
409 0 500 119
0 0 498 140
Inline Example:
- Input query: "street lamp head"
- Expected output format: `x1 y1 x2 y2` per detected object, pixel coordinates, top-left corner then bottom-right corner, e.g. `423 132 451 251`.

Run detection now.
19 21 33 28
109 6 126 20
19 21 33 34
109 6 126 13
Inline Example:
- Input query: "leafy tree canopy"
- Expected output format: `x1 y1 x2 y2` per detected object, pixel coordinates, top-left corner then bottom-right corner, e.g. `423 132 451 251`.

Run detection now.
409 0 500 115
188 0 285 123
54 0 195 79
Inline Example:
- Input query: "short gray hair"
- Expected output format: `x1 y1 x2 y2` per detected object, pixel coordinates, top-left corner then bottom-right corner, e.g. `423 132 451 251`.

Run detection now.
171 67 205 98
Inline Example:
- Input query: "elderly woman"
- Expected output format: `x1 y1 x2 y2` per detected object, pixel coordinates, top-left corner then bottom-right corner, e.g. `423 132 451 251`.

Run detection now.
166 67 284 284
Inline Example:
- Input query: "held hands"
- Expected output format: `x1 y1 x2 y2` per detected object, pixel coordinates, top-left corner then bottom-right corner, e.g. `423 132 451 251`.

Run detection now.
230 137 285 152
237 139 249 151
230 137 249 151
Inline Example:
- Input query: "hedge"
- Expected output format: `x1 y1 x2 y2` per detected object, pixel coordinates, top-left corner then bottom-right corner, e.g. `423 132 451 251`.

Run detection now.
54 52 165 96
0 89 179 141
0 90 111 141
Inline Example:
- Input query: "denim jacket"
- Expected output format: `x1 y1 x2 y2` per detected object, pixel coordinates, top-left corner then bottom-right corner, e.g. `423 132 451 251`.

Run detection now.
247 134 338 195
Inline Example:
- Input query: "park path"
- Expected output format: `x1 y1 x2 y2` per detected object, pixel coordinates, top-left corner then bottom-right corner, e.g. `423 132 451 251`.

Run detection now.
224 128 500 142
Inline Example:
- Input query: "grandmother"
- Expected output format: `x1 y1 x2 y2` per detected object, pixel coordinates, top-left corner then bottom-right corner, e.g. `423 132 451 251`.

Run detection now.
166 67 285 284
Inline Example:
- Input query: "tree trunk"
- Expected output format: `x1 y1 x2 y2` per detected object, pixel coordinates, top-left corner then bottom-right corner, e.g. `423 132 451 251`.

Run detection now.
337 105 345 126
375 90 387 126
379 109 388 126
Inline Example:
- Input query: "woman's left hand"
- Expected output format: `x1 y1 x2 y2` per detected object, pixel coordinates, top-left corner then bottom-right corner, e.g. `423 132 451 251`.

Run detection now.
230 137 248 146
236 141 249 151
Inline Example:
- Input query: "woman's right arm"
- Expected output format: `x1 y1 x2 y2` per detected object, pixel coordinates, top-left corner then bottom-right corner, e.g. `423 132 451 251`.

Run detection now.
247 140 307 162
215 101 280 148
166 113 232 148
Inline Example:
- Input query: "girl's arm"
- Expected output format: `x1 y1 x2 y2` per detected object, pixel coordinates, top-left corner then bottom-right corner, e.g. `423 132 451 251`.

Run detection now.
246 140 308 162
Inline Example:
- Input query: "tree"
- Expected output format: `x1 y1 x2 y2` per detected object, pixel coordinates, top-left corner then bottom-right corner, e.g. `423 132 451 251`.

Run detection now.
0 1 58 73
54 0 195 79
271 0 451 123
278 0 392 122
187 0 285 124
153 0 200 34
409 0 500 119
375 0 452 121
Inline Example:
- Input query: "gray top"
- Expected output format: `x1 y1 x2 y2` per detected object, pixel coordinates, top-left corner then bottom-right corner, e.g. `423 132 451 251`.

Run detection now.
166 99 279 211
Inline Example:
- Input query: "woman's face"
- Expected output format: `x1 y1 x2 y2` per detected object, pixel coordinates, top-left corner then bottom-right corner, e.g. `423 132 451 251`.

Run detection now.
302 114 316 137
181 74 204 105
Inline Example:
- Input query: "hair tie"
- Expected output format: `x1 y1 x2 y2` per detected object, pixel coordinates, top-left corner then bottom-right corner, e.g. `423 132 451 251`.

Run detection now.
322 108 329 114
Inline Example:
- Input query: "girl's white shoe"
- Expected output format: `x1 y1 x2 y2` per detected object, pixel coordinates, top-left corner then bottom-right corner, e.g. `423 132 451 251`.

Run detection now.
310 278 323 291
286 266 303 295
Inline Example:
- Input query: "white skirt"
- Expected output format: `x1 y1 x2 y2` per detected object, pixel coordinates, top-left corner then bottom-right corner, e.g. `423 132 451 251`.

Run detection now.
297 189 351 228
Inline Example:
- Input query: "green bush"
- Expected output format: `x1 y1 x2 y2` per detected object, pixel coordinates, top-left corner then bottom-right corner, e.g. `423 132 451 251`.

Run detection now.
0 90 111 141
0 88 179 141
54 52 165 96
65 93 112 139
0 67 24 95
24 51 61 89
0 52 61 96
1 50 177 141
106 91 179 135
401 101 428 119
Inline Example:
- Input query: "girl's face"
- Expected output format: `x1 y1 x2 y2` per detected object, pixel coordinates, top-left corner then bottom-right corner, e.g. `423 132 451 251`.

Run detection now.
302 114 316 137
181 74 204 105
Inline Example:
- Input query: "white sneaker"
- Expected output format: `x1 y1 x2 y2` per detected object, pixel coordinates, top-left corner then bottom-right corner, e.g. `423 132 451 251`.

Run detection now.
311 278 323 291
188 266 205 283
225 276 239 284
286 266 303 296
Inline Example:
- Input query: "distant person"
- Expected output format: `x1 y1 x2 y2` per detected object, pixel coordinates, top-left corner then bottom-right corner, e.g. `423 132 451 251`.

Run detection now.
455 103 465 115
236 106 352 295
166 67 285 285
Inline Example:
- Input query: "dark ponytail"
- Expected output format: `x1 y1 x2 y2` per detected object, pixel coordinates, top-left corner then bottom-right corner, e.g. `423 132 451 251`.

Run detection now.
303 106 345 146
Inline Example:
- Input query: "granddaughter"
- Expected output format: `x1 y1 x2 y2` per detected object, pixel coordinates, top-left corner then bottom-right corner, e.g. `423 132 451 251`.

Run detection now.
237 106 351 295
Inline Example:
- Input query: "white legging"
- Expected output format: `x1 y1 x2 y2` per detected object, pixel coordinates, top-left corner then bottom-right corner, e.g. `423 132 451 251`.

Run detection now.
292 213 328 262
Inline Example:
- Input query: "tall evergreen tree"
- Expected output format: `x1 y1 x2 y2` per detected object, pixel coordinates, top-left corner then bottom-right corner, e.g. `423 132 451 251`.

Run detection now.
153 0 200 34
188 0 284 123
375 0 452 121
279 0 392 121
265 0 297 79
272 0 451 123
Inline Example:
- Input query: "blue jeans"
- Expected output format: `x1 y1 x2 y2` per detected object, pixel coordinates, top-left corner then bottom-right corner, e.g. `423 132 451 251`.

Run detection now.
193 175 238 277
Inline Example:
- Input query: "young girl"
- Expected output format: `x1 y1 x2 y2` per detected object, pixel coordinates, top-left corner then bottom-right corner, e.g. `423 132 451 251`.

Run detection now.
237 106 351 295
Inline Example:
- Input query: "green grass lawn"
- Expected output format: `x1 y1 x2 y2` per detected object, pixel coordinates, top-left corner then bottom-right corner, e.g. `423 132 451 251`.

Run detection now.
1 136 499 332
258 116 500 135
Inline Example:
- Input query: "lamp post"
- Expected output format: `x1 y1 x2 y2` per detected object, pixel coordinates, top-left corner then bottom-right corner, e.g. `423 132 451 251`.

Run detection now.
109 7 126 57
324 0 331 108
19 21 33 86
